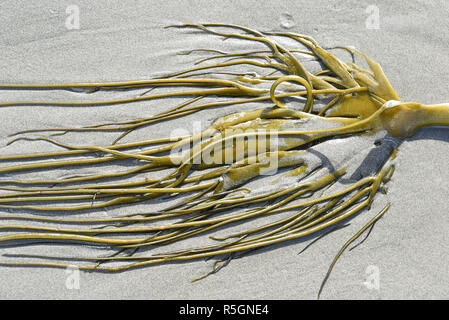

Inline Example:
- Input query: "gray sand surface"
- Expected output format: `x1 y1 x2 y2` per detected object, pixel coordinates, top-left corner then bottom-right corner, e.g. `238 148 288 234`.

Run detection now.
0 0 447 299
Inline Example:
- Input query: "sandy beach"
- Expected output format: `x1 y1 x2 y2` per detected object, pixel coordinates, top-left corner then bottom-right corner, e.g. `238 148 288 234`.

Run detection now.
0 0 447 299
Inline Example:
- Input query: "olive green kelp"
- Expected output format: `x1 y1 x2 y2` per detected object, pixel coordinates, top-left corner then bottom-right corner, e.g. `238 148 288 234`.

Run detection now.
0 24 448 298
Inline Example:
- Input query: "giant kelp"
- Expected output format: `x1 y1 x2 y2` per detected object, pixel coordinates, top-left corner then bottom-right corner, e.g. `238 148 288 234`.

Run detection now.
0 24 447 297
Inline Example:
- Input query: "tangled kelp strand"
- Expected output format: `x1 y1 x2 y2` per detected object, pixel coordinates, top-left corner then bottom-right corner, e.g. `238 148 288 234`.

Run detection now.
0 24 448 298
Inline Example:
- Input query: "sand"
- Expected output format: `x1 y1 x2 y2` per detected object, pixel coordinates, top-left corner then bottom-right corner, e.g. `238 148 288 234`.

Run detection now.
0 0 447 299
